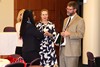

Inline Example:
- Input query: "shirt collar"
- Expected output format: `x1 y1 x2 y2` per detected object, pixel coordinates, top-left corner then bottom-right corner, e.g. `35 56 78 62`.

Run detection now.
69 13 76 20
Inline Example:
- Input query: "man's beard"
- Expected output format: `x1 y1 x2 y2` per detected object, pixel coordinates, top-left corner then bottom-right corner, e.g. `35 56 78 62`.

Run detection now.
67 12 74 16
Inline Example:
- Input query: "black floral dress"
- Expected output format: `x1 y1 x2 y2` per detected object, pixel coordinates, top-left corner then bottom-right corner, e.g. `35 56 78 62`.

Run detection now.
36 21 58 67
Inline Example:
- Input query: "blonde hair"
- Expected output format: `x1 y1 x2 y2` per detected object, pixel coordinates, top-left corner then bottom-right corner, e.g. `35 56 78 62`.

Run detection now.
40 9 48 15
40 9 49 21
17 9 25 22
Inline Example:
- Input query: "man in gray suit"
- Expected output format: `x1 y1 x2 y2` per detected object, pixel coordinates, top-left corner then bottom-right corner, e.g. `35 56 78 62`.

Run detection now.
60 1 85 67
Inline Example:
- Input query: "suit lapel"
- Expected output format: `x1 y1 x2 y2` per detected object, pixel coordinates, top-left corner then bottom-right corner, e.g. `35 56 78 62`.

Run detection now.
68 14 78 27
63 14 79 31
63 18 68 31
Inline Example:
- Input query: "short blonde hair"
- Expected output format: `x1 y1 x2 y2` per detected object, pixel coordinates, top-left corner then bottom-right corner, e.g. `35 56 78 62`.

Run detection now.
40 9 48 15
17 9 25 22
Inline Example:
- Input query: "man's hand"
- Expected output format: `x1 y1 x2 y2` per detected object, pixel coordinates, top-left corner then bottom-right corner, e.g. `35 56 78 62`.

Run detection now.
61 31 70 37
61 32 65 37
64 31 70 36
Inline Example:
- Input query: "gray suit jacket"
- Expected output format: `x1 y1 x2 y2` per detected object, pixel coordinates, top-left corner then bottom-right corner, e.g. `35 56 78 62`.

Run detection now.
62 14 85 57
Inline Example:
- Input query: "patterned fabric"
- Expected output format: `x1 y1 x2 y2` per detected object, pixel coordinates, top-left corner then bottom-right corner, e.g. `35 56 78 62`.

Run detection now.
36 21 57 67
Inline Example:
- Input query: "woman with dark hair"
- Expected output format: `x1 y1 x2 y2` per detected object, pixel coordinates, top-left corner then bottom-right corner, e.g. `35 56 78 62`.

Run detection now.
20 10 44 64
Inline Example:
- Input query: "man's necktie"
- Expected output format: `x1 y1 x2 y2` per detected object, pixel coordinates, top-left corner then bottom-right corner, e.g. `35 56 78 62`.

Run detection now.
60 17 71 46
64 17 71 30
67 17 71 27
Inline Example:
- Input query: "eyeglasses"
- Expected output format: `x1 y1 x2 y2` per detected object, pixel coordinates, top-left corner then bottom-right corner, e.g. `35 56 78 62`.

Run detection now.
66 8 74 11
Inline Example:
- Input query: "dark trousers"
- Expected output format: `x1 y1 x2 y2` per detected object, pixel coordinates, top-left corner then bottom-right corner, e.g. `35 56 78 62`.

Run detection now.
22 50 40 65
15 47 22 56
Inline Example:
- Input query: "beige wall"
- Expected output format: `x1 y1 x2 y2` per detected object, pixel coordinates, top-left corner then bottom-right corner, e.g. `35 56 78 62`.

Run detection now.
83 0 100 64
0 0 14 32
